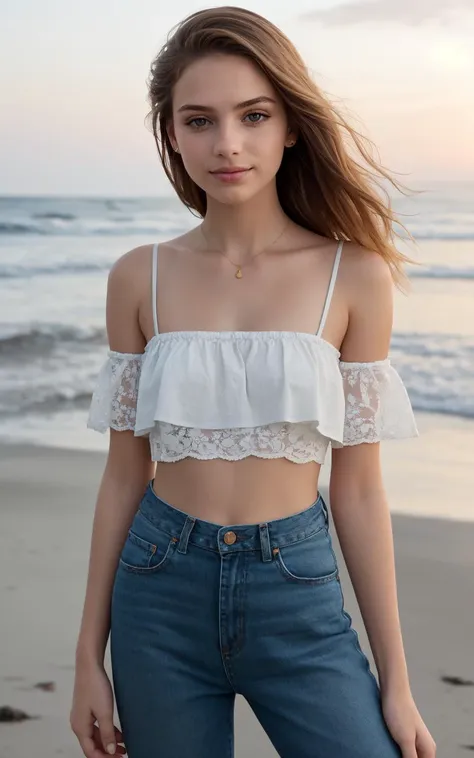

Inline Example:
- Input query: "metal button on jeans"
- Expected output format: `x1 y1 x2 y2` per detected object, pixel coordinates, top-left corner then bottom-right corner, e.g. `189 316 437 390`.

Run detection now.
223 531 237 545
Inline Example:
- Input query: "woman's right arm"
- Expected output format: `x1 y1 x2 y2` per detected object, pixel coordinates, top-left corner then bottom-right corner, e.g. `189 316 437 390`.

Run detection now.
71 249 155 758
76 438 154 661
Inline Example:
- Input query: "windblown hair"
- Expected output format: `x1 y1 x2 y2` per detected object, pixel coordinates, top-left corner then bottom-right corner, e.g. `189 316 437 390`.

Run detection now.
146 6 417 286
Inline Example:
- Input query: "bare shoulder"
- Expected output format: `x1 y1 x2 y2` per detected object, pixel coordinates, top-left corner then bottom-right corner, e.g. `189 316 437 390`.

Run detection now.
108 243 154 292
109 229 194 278
339 241 393 299
105 244 156 353
338 242 394 361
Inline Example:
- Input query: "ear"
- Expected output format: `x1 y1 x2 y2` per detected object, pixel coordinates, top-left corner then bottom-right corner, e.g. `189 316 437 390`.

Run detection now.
285 125 298 148
167 122 179 153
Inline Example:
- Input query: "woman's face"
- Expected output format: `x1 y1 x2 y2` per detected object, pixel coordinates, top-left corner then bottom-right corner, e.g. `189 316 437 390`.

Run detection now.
169 53 295 205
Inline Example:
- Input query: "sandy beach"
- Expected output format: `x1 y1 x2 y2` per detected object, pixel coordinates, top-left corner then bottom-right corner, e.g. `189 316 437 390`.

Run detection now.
1 411 474 757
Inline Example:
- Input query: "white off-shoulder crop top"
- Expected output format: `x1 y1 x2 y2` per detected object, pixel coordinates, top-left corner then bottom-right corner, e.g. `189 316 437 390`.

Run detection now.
87 240 418 464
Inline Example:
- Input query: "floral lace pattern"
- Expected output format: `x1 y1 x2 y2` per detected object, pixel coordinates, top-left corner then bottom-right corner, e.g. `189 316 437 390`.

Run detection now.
336 360 418 446
149 421 329 464
87 352 143 434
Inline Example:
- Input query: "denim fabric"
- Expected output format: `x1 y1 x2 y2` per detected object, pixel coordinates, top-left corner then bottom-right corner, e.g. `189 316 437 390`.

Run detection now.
110 481 402 758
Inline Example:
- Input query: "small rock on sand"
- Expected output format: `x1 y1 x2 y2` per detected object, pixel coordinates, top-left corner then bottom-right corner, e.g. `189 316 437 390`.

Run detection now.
34 681 56 692
0 706 38 722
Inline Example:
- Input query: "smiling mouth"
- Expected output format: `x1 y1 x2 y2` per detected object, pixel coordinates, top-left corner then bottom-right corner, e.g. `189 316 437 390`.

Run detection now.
210 167 252 174
209 168 253 182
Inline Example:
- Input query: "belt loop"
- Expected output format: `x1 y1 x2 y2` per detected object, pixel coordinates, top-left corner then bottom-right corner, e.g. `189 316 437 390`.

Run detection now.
177 515 196 554
319 493 330 526
259 523 272 563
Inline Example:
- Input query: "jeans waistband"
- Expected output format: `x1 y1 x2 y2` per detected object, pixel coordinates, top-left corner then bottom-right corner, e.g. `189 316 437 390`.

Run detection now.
139 481 329 559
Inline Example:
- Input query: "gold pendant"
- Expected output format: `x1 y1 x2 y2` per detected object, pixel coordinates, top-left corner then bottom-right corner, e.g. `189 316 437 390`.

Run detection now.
235 268 243 279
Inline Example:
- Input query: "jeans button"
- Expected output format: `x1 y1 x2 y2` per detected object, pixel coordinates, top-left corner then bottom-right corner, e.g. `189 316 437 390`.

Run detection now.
223 531 237 545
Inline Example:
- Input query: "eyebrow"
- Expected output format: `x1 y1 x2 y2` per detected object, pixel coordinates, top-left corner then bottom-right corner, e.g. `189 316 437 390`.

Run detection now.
177 96 277 114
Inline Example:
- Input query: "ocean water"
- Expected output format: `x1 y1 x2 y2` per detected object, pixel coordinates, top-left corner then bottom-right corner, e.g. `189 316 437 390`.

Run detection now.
0 181 473 452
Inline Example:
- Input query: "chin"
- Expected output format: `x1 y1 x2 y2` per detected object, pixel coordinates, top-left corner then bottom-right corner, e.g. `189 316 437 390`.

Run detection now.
204 182 267 207
213 191 255 206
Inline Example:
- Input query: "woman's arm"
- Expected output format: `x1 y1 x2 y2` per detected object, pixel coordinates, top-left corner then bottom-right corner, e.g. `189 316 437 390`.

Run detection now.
330 249 435 758
70 248 154 758
75 433 154 665
76 248 154 665
330 443 409 693
330 247 408 692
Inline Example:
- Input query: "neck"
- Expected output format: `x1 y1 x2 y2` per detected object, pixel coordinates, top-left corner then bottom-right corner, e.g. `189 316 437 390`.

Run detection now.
200 184 289 262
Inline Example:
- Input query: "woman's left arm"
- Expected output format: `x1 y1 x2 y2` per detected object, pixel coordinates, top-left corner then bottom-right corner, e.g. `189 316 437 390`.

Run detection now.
330 443 409 694
330 248 436 758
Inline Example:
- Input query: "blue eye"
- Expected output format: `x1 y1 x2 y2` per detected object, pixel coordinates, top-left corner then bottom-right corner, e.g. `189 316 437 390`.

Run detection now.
244 112 268 124
187 117 209 128
186 112 269 129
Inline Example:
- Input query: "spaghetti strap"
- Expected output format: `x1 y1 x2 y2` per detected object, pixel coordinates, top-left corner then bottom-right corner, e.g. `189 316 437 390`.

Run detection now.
316 240 344 337
151 242 159 336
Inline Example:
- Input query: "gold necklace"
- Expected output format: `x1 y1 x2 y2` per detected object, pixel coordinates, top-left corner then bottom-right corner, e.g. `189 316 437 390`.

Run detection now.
200 221 289 279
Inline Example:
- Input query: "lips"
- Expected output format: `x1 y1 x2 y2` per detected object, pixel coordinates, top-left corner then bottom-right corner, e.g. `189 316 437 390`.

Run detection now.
210 167 251 174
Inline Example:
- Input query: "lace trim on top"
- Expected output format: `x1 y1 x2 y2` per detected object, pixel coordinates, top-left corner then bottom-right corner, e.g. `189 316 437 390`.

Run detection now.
148 420 329 464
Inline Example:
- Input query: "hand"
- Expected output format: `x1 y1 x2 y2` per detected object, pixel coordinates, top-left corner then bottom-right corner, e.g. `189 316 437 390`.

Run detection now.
70 659 126 757
381 688 436 758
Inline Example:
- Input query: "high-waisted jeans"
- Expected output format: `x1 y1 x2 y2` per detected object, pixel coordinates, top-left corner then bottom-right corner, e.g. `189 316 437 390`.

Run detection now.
110 481 402 758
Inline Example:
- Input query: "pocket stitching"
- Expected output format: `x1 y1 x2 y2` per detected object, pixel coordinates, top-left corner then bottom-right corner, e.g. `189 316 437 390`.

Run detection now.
119 534 177 574
127 529 157 560
275 552 339 585
274 527 338 585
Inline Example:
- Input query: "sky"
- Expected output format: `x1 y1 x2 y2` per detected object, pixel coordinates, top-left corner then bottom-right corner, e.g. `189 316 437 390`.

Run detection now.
1 0 473 196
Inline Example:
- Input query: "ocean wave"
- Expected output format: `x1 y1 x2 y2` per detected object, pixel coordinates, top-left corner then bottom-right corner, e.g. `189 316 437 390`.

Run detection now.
410 398 474 419
389 333 474 419
405 379 474 419
0 223 182 237
0 324 106 358
32 212 77 221
409 265 474 281
0 389 93 418
0 260 110 278
391 332 474 358
0 222 49 235
410 232 474 241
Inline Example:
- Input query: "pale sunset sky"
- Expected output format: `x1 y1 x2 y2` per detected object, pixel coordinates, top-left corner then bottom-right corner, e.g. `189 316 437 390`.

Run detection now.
1 0 473 196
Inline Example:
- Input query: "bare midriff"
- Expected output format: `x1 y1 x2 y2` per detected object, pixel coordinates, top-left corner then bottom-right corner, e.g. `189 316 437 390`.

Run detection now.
151 456 323 526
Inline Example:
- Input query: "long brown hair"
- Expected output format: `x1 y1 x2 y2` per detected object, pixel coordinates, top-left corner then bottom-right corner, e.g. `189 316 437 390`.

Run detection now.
146 5 418 287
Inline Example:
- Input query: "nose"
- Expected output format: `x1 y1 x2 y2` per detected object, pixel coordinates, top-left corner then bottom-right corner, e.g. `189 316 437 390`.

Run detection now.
212 122 242 158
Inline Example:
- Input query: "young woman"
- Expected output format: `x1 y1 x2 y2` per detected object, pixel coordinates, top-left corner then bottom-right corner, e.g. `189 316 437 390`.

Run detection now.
70 7 436 758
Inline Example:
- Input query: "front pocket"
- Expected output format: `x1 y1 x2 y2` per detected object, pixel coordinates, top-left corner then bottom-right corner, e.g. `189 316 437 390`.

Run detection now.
119 512 178 574
274 526 339 585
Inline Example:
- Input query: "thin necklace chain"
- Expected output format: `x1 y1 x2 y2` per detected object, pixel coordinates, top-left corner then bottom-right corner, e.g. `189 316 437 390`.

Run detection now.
199 220 290 279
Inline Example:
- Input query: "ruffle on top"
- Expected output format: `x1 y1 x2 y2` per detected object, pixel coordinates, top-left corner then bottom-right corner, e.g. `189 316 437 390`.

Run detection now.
87 331 418 463
137 332 345 440
336 359 419 446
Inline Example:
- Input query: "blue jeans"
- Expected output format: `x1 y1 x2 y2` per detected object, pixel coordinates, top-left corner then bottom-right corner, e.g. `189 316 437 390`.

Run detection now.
110 481 402 758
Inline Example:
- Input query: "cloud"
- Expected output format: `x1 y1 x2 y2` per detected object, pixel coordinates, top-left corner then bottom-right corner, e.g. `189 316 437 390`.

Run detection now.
300 0 474 27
